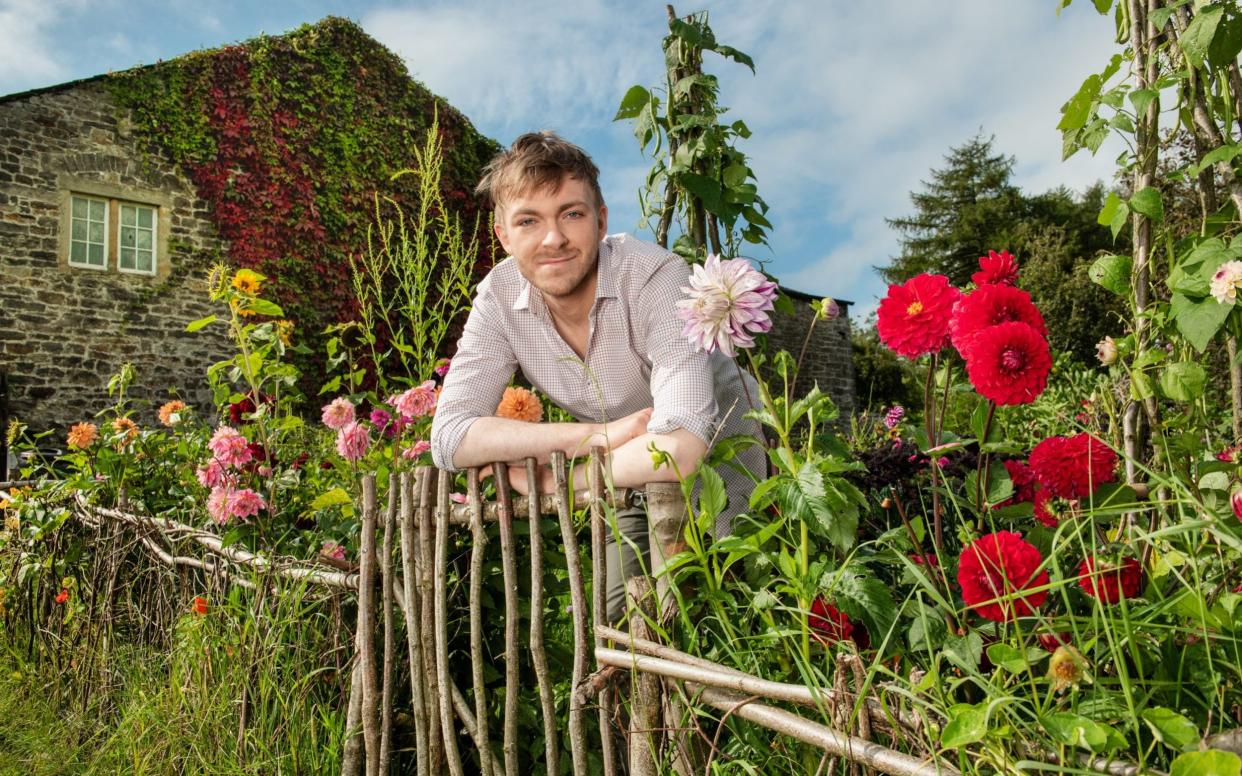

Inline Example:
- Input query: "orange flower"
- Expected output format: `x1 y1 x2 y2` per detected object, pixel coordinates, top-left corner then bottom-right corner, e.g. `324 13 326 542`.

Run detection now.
54 589 69 605
192 596 208 616
112 417 139 447
496 386 543 422
158 400 188 427
67 422 98 450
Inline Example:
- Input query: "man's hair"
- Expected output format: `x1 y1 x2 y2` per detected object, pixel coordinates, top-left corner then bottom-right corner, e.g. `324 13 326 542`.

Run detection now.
476 131 604 213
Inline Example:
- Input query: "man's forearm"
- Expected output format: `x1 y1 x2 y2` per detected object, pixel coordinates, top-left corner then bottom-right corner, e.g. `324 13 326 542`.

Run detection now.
452 416 604 469
568 429 707 490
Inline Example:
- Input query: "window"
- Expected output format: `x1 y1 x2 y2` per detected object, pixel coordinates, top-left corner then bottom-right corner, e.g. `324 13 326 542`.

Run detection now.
68 195 108 270
118 203 156 275
63 192 162 276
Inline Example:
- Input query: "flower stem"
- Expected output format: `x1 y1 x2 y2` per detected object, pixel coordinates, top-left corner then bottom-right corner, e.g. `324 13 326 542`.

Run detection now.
975 401 997 524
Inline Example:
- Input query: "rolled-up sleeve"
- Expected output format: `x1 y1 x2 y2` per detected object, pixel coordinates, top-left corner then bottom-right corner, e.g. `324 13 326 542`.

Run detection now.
639 256 718 446
430 278 517 470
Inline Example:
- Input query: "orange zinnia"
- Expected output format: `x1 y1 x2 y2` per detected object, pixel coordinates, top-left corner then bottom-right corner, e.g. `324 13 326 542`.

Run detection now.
67 422 98 450
496 386 543 423
158 400 187 427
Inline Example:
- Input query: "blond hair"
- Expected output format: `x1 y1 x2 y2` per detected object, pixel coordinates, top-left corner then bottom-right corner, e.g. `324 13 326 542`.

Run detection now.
476 131 603 213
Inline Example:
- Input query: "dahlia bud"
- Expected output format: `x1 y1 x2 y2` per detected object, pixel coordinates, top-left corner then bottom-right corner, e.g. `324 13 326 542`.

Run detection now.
1232 488 1242 521
817 297 841 320
1047 644 1088 692
1096 336 1118 366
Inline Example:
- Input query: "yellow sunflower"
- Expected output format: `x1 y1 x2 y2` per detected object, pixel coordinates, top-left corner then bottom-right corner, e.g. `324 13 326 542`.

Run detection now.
231 268 265 295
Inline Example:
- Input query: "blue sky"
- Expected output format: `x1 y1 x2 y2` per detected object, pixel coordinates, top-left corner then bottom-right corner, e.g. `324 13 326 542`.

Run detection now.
0 0 1123 319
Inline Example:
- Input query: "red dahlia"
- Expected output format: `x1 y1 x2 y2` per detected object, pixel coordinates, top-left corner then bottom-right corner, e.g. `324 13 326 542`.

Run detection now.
1029 433 1117 499
963 322 1051 405
1037 631 1071 651
808 598 854 644
1032 487 1080 528
972 250 1020 287
950 283 1046 357
997 459 1036 507
1077 556 1143 604
877 274 961 359
957 531 1049 622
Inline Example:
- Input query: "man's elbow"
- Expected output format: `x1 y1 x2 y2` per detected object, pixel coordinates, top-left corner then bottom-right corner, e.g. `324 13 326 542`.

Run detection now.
652 430 707 477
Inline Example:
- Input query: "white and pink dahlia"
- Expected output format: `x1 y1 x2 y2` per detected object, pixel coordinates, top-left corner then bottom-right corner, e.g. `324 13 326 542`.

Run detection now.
321 397 356 430
675 254 778 358
389 380 438 420
336 421 371 462
208 426 252 469
1212 260 1242 304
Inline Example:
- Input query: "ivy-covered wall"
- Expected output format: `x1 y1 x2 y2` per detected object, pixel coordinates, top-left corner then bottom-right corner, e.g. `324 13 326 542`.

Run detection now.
107 16 500 388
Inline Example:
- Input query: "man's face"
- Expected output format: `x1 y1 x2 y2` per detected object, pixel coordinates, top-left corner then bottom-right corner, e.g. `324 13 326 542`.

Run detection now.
493 175 607 304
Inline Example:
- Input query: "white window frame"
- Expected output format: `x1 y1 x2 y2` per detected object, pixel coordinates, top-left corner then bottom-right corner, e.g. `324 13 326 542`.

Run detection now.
67 194 109 272
116 202 158 277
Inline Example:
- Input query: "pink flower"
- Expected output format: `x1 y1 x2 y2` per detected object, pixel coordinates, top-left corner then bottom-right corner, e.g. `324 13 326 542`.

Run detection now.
227 488 266 520
434 358 452 377
450 492 467 504
207 485 233 524
676 254 778 357
196 459 229 489
370 407 403 438
321 541 347 561
336 421 371 461
321 397 356 430
403 439 431 460
883 405 905 429
1232 488 1242 521
208 426 252 469
390 381 438 420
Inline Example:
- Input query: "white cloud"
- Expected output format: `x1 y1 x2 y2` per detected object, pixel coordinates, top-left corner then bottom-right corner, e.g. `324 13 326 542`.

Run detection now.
0 0 67 91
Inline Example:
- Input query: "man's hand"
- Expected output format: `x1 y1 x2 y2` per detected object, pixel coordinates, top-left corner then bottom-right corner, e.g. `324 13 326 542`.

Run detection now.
591 407 653 454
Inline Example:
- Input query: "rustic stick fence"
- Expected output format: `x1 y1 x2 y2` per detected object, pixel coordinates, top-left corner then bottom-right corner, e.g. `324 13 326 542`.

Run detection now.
11 453 1189 776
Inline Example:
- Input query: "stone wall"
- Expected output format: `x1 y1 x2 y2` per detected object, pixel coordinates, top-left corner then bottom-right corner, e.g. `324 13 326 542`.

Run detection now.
0 79 233 439
766 292 856 421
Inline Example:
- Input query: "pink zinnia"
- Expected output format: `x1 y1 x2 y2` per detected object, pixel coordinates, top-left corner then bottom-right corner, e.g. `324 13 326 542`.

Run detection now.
336 421 371 461
227 488 266 520
403 439 431 460
321 397 355 430
971 250 1019 287
208 426 253 469
207 485 233 525
675 254 778 358
196 459 229 489
390 381 438 420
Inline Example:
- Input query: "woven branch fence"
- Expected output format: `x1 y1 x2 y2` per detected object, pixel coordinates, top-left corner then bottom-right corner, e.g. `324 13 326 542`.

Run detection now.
26 449 1193 776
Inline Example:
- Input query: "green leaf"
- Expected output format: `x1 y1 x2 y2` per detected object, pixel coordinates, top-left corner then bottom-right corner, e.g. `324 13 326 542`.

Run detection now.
185 315 217 332
1150 5 1179 32
614 85 651 120
1170 750 1242 776
941 704 988 748
1141 708 1201 753
1041 712 1118 753
697 466 726 525
792 462 857 550
1171 292 1233 353
1060 73 1102 132
1160 361 1208 402
679 173 725 215
824 565 897 643
248 299 284 317
1089 254 1132 295
1189 143 1242 177
943 631 983 671
311 487 352 511
1130 186 1164 222
1180 5 1225 69
1210 13 1242 67
1129 87 1159 115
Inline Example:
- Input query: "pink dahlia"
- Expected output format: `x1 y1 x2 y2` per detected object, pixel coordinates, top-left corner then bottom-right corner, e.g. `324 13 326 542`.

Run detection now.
883 405 905 430
227 488 267 520
971 250 1019 287
208 426 253 469
676 254 778 358
320 541 347 561
1231 488 1242 521
196 459 230 489
1029 433 1117 499
957 531 1049 622
434 358 452 377
876 274 961 358
403 439 431 460
207 485 233 525
321 397 356 430
336 421 371 462
950 283 1046 357
962 322 1051 405
390 380 438 420
1077 556 1143 604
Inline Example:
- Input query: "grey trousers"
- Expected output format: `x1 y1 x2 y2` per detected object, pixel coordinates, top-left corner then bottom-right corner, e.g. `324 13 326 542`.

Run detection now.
604 507 664 625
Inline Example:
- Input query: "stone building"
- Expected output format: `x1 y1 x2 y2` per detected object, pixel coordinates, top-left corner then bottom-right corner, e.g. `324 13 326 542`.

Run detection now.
765 290 855 420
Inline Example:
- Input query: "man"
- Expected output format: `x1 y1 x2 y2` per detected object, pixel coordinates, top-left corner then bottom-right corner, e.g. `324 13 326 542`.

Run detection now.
430 131 765 622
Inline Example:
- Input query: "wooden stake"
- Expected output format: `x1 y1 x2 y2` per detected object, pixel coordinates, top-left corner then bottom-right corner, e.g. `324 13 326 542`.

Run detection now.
551 451 589 775
358 477 380 776
526 458 558 775
379 473 397 775
398 472 429 776
416 467 443 770
493 461 521 776
589 447 618 776
626 577 661 776
466 469 495 776
434 469 466 776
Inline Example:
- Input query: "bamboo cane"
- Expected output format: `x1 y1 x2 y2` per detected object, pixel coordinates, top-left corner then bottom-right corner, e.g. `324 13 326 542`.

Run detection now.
379 473 397 775
551 451 589 775
526 458 558 775
434 469 466 776
493 461 520 776
398 472 429 776
466 469 495 776
626 577 661 776
417 467 443 770
589 446 618 776
359 477 380 776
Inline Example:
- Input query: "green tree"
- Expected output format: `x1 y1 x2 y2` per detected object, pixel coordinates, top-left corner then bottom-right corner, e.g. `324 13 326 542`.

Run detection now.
882 134 1025 286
